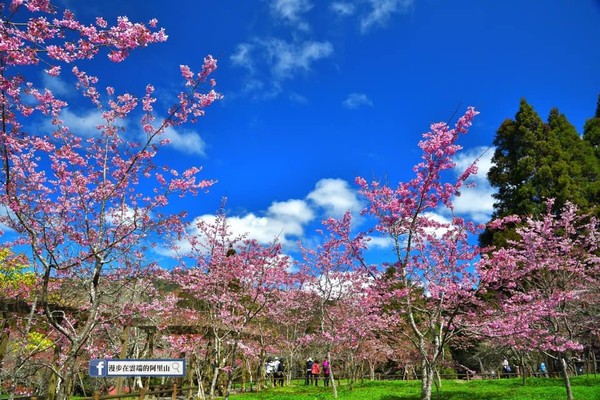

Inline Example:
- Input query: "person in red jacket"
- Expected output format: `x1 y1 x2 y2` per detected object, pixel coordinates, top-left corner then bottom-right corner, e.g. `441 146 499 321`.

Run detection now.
311 360 321 386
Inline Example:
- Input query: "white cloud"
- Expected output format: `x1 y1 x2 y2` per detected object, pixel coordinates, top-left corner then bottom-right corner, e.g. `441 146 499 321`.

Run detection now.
162 127 207 156
452 186 496 223
171 178 367 258
271 0 313 31
343 92 374 109
230 43 254 72
453 146 493 184
56 110 206 156
331 2 356 16
0 206 15 234
105 204 153 229
331 0 415 32
366 235 392 249
268 199 315 224
268 39 334 79
42 74 72 97
422 212 452 238
451 146 496 223
59 108 106 137
186 199 315 250
289 92 308 104
232 0 415 98
310 272 355 299
307 178 363 218
360 0 413 33
231 38 333 97
228 214 295 244
173 178 364 255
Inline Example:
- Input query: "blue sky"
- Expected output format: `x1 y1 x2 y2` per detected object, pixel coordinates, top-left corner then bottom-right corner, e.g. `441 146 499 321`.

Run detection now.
41 1 600 257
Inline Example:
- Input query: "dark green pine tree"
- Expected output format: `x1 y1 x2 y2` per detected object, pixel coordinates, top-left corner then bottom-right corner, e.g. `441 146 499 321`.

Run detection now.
583 94 600 157
480 98 600 247
583 93 600 207
546 108 600 211
489 99 549 214
480 99 547 247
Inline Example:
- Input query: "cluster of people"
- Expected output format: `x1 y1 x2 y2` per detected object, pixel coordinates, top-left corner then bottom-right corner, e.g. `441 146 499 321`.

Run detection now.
265 357 285 387
305 357 331 387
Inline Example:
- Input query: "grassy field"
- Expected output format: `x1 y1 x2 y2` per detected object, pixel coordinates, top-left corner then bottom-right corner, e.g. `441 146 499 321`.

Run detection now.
229 376 600 400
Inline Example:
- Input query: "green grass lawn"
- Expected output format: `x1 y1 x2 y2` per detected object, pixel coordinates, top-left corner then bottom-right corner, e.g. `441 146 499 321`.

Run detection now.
229 376 600 400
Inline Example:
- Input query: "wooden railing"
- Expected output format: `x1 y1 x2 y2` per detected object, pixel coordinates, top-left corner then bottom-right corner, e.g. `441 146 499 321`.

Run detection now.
16 368 588 400
13 385 194 400
82 384 189 400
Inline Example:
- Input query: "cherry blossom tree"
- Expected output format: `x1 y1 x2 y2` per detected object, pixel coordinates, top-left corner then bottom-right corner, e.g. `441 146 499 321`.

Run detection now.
476 201 600 400
324 289 379 386
0 1 221 398
356 108 482 400
259 274 313 387
169 208 291 400
0 249 48 398
297 212 374 398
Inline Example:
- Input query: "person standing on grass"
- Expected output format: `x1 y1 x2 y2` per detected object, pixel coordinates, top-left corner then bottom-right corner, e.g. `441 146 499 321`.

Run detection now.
276 358 285 386
322 357 331 387
501 358 511 378
312 360 321 386
305 358 314 385
539 362 548 378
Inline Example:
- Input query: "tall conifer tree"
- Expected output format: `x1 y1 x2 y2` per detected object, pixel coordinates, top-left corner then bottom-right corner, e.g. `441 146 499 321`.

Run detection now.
547 108 599 210
481 98 600 246
487 99 546 218
583 93 600 208
481 100 546 246
583 94 600 157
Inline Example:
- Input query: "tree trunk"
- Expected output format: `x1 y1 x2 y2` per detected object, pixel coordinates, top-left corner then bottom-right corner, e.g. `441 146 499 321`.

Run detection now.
208 365 220 400
196 376 206 400
186 354 196 400
223 340 239 400
46 343 61 400
559 355 574 400
0 312 10 367
56 353 78 400
326 350 338 399
245 357 253 386
257 348 266 390
208 331 222 400
6 294 41 398
420 362 434 400
115 326 130 395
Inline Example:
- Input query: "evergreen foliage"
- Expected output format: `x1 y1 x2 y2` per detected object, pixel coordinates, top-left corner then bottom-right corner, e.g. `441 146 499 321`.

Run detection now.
480 97 600 247
583 94 600 158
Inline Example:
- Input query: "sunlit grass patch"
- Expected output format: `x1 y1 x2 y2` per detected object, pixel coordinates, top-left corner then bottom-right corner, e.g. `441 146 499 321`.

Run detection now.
229 375 600 400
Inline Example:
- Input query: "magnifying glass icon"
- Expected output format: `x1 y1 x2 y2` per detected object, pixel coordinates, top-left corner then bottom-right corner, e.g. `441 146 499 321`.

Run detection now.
172 362 181 374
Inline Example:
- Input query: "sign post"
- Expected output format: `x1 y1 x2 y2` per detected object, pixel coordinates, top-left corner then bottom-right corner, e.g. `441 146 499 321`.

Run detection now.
89 359 186 378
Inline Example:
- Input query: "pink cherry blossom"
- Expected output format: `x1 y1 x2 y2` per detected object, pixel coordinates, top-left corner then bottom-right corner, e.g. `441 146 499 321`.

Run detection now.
0 2 221 398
